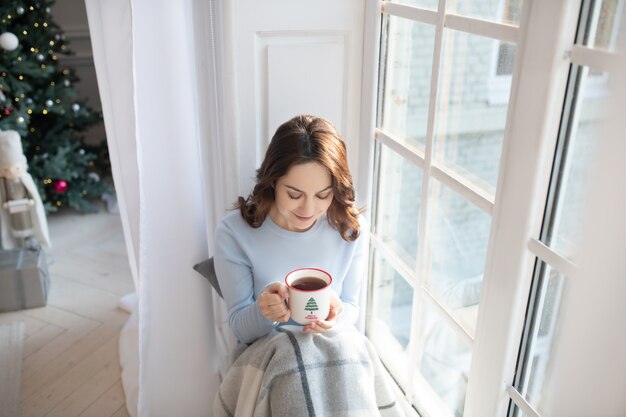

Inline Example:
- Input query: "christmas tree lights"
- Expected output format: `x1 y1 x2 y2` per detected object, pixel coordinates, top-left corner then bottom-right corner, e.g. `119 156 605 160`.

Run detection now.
0 0 110 212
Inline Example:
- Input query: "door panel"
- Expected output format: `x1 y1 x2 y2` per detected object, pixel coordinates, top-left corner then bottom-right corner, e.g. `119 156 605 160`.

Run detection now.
230 0 365 194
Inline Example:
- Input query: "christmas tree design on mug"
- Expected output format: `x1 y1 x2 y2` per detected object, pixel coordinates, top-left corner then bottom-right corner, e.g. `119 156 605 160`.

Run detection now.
285 268 332 325
305 297 319 319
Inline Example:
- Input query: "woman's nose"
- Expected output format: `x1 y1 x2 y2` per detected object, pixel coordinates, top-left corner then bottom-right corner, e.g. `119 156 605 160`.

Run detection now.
299 197 315 214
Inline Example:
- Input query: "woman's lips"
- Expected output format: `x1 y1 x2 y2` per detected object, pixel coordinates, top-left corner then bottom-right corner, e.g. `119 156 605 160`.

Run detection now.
294 213 314 222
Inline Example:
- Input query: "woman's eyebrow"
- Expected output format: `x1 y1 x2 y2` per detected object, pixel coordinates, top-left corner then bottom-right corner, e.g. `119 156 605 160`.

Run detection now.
285 185 333 193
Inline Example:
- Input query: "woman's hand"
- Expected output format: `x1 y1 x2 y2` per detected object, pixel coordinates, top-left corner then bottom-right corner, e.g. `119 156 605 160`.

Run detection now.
258 282 291 323
303 291 343 334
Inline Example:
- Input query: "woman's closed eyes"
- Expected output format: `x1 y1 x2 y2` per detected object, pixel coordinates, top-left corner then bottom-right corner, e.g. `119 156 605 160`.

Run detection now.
287 191 332 200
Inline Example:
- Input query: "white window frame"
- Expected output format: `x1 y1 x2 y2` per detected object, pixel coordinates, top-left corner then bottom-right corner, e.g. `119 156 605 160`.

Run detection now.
487 0 623 107
359 0 625 416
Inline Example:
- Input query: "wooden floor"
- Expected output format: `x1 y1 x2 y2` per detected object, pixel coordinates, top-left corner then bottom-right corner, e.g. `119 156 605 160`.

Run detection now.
0 205 134 417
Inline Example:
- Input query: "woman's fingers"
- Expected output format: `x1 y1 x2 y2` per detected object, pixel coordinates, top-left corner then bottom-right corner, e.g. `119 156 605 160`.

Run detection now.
303 303 340 333
303 319 331 333
260 298 290 322
258 282 290 322
329 291 343 316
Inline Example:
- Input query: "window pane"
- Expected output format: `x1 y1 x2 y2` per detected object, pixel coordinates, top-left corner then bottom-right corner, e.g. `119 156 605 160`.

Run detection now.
496 42 516 75
587 0 622 51
380 15 436 151
435 30 516 193
389 0 439 10
427 180 489 333
369 250 414 384
512 262 565 415
419 302 473 417
448 0 524 25
374 144 423 267
545 67 611 261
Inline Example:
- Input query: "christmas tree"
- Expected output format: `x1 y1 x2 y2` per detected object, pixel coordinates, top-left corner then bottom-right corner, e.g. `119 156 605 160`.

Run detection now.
305 298 319 313
0 1 109 212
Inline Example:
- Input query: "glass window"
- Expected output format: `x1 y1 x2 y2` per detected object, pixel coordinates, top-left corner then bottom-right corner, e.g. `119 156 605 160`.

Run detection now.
418 302 473 417
587 0 622 50
368 250 414 385
447 0 524 25
510 263 565 416
373 144 424 268
509 2 622 414
434 30 516 194
372 1 519 415
427 180 490 333
380 15 436 151
496 43 517 75
543 66 611 261
372 0 623 415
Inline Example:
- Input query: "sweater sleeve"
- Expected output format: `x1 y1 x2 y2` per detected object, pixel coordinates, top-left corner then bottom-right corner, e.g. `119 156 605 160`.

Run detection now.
337 216 370 325
214 221 276 344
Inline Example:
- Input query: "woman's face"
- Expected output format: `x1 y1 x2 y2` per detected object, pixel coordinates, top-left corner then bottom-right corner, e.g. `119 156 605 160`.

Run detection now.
270 162 334 232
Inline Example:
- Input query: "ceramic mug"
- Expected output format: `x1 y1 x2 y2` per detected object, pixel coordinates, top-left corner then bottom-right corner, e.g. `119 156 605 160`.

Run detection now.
285 268 333 325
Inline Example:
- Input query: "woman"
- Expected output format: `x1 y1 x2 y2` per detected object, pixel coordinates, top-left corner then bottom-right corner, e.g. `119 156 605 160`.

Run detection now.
214 114 369 344
213 116 403 417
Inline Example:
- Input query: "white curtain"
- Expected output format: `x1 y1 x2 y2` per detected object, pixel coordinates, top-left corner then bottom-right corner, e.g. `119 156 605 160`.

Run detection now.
85 0 222 415
83 0 140 289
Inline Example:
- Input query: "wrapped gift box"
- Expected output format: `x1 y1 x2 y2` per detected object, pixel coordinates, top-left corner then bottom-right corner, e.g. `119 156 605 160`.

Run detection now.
0 249 50 312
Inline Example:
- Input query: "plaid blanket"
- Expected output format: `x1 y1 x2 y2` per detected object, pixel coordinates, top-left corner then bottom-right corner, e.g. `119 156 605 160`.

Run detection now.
214 325 405 417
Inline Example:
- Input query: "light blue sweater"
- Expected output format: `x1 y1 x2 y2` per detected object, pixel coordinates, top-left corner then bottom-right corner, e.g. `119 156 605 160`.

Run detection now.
214 209 369 344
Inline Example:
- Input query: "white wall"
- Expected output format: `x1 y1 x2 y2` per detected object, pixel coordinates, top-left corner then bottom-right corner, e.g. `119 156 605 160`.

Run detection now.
227 0 366 196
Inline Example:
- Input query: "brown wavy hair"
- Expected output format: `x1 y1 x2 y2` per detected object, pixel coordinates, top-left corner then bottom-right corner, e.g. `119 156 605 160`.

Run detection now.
236 115 361 241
